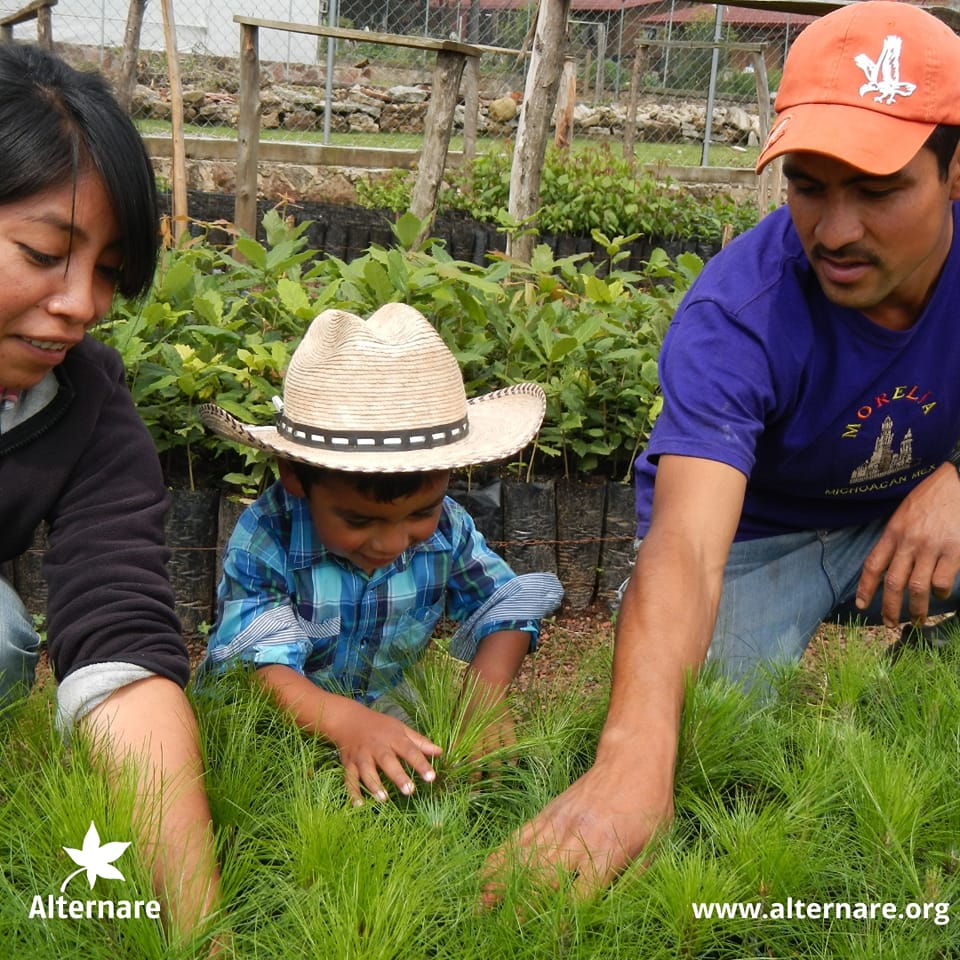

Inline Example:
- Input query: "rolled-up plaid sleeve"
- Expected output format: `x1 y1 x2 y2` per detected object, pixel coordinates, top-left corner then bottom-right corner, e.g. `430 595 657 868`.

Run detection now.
204 509 315 673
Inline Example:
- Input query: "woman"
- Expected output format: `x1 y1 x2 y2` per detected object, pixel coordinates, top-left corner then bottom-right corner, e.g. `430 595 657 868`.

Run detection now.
0 43 220 943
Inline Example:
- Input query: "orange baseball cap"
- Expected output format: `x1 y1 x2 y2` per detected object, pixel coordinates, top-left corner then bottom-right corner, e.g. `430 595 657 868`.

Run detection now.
756 1 960 175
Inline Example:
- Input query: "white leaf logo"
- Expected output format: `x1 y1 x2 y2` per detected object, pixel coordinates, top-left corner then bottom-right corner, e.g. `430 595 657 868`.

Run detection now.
60 821 131 892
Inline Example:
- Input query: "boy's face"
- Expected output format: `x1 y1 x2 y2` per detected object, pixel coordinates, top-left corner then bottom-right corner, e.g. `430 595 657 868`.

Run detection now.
280 465 450 575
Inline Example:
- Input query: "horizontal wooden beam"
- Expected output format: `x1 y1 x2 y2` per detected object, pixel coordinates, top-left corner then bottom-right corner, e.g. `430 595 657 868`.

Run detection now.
232 16 483 58
0 0 56 28
638 39 767 52
141 135 452 170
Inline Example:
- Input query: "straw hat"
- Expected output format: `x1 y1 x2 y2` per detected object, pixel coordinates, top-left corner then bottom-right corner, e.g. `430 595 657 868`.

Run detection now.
199 303 546 473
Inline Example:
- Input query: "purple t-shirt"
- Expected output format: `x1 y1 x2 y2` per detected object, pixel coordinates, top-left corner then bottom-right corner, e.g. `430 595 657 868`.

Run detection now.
635 203 960 541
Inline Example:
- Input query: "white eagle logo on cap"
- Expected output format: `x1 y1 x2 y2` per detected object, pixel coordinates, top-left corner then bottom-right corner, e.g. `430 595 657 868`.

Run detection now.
854 34 917 104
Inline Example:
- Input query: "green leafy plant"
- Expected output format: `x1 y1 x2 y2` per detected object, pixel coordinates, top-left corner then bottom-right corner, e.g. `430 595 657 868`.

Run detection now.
101 207 326 494
102 202 703 492
354 168 414 212
356 144 759 247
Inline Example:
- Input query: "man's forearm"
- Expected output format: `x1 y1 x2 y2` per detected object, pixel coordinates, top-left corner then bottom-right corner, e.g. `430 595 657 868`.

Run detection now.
597 538 721 775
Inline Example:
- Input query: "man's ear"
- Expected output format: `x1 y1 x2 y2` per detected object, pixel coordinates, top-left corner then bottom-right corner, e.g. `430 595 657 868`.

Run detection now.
277 458 305 498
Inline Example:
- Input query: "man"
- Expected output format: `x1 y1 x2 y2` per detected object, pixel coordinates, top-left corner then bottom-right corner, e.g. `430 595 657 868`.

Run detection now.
485 0 960 898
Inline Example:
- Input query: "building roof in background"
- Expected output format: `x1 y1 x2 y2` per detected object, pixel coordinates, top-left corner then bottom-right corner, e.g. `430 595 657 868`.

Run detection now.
455 0 663 9
442 0 801 10
432 0 960 34
436 0 822 18
641 4 818 25
641 1 960 30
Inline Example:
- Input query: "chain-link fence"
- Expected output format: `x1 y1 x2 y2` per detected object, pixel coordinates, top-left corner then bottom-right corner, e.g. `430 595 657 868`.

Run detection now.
0 0 821 168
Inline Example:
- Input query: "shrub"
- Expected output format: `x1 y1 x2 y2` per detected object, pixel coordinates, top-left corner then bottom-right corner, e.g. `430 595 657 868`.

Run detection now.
101 208 320 492
102 210 703 495
356 144 759 245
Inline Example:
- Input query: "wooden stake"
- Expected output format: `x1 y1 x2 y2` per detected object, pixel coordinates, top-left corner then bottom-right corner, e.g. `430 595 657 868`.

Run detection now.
507 0 572 264
160 0 188 241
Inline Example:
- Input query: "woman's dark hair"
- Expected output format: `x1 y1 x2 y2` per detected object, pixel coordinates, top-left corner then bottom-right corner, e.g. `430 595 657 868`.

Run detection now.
0 43 159 297
924 124 960 180
290 462 445 503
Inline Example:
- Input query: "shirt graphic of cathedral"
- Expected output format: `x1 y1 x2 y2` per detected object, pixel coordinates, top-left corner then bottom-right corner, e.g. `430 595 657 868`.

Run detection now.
849 415 914 482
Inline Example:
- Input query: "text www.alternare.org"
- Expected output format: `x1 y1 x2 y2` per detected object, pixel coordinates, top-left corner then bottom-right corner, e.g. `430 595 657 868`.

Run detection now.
691 898 951 926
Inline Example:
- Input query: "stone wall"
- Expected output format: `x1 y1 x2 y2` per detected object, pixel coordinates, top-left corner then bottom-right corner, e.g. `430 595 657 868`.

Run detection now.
134 79 762 150
148 146 761 212
68 43 764 208
148 146 373 206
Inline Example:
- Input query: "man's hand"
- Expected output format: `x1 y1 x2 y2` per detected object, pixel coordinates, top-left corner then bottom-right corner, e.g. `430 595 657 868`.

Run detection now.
480 457 740 906
325 700 442 805
480 759 673 905
857 463 960 625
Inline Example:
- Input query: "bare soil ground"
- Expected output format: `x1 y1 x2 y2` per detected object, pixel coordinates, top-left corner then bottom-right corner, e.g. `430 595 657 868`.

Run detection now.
513 606 900 697
36 604 901 697
514 605 615 701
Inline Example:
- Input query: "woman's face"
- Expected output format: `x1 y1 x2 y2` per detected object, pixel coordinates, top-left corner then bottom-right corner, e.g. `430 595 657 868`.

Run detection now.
0 173 122 389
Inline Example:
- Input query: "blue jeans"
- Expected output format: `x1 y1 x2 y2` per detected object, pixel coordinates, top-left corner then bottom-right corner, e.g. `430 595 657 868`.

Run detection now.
0 575 40 706
708 518 960 686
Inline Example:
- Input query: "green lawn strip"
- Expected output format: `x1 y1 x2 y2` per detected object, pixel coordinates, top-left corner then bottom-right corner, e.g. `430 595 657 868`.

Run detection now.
135 120 760 169
3 629 959 957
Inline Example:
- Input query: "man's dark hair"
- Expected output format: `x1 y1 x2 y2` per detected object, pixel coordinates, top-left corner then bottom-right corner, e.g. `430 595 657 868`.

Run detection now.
290 462 447 503
924 124 960 180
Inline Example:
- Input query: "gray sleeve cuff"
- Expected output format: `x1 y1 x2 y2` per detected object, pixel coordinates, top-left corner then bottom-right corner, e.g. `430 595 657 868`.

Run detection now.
56 662 157 730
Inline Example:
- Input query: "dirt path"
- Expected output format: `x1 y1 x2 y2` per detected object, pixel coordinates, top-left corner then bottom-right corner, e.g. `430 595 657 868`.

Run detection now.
35 604 898 696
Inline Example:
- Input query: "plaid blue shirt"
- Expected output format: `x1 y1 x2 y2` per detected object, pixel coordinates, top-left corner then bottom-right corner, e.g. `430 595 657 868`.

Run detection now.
204 482 563 704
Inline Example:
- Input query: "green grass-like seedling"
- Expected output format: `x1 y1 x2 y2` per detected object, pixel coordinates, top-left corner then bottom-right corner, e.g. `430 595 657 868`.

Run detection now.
3 626 960 957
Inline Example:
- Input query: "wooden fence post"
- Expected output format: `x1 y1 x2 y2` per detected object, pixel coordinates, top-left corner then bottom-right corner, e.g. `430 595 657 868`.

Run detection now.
410 49 469 241
36 0 52 47
235 21 261 241
507 0 572 264
462 55 479 162
624 43 645 161
160 0 188 241
554 56 576 150
752 48 783 217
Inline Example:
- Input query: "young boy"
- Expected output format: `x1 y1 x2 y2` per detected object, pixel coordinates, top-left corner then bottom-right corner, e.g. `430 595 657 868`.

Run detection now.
199 303 563 805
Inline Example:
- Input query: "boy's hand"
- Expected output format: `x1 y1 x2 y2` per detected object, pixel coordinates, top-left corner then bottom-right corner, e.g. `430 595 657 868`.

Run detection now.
472 707 516 755
464 702 516 773
325 700 442 805
256 664 442 805
462 628 528 771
